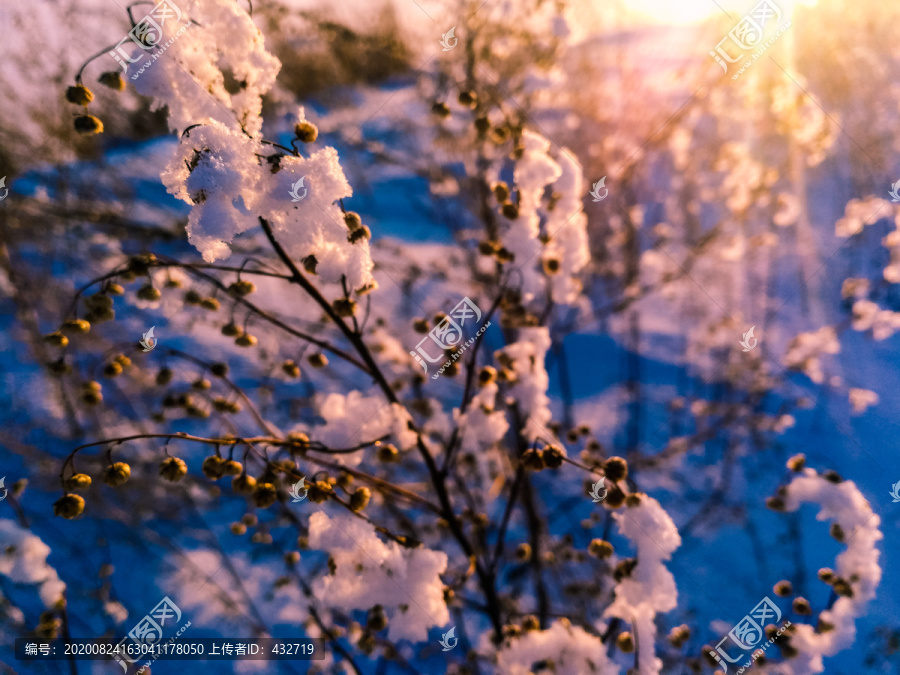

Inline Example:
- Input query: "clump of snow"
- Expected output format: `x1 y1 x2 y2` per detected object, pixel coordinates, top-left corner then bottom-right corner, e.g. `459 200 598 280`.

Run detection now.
848 388 878 414
503 131 562 304
453 382 509 454
783 327 840 383
161 115 374 288
834 197 892 238
768 470 883 675
850 299 900 340
496 620 619 674
604 496 681 675
0 519 66 607
292 392 416 466
543 151 590 304
307 512 448 642
495 327 553 441
131 0 280 136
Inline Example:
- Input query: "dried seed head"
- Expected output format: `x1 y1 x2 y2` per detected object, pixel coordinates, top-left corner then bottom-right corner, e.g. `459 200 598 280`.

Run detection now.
822 470 842 484
817 567 835 583
774 580 793 597
202 456 225 480
107 283 125 296
54 494 85 519
515 543 532 561
603 456 628 482
474 116 491 133
137 284 162 301
62 319 91 335
228 280 256 297
792 597 812 615
74 115 104 134
367 605 387 631
625 492 644 508
522 615 540 632
282 360 301 377
413 318 430 333
501 201 519 219
64 474 92 491
103 462 131 487
457 90 477 107
333 298 357 317
542 444 564 469
294 121 319 143
44 332 69 348
230 522 247 535
588 539 614 559
830 523 845 542
478 366 497 386
492 181 510 202
200 297 220 311
522 448 545 471
787 454 806 471
343 212 363 231
616 632 635 653
159 457 188 482
65 84 94 106
431 101 451 118
377 444 400 463
210 363 229 377
103 362 123 378
348 225 371 243
349 487 371 512
308 480 333 503
221 460 243 477
235 334 258 347
542 257 561 275
252 483 278 508
99 71 126 91
232 474 257 495
184 290 203 305
308 353 328 368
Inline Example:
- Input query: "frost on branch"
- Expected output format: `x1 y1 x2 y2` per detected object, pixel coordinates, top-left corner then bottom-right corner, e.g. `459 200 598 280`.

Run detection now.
307 512 449 642
496 620 619 674
0 519 66 607
604 495 681 675
131 0 280 135
543 151 590 305
766 470 882 675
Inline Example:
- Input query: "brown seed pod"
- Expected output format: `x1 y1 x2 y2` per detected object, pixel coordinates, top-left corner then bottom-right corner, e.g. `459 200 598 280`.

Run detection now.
64 474 92 491
54 494 85 519
103 462 131 487
65 85 94 106
159 457 188 482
